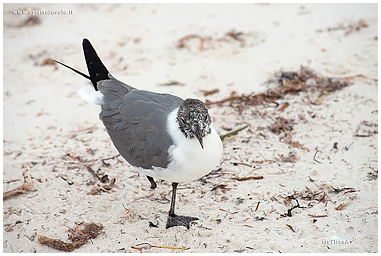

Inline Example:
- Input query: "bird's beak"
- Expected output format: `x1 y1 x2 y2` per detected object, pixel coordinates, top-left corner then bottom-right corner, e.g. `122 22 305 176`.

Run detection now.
196 134 204 149
194 126 204 149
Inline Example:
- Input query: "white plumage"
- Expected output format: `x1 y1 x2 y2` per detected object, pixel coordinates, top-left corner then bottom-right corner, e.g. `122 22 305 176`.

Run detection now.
133 107 223 182
77 82 105 112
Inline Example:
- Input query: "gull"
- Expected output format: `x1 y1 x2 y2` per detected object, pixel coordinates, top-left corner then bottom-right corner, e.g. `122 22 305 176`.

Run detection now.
54 39 223 229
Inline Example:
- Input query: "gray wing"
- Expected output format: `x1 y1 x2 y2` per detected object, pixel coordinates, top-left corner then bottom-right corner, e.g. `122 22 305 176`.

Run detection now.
97 74 135 101
99 89 184 169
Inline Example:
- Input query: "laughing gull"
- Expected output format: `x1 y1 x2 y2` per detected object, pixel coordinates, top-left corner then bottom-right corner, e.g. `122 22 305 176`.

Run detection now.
55 39 223 229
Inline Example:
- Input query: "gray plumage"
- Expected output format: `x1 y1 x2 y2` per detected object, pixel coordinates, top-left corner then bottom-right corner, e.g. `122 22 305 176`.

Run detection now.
98 76 184 169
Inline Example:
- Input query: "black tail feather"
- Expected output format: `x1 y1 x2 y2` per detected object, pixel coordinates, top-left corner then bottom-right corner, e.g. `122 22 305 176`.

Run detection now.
53 60 91 81
82 38 110 90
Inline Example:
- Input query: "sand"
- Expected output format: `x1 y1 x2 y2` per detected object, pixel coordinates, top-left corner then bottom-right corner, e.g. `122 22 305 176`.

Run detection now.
3 3 378 253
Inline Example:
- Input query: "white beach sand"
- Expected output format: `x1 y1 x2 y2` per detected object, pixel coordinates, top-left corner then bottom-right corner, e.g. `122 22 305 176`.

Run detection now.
3 3 378 253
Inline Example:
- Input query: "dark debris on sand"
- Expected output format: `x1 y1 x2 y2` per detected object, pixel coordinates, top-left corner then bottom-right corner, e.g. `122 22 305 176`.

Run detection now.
205 66 352 110
38 222 103 252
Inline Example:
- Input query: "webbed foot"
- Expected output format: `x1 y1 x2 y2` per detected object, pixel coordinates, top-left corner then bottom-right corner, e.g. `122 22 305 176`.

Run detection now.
166 214 198 229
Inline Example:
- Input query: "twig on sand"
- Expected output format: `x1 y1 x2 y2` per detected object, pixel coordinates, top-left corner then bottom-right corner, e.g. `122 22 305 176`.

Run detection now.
101 154 120 167
220 125 248 140
178 34 205 50
255 202 260 212
331 186 355 194
3 170 35 200
232 176 264 181
131 242 189 251
86 166 109 183
200 88 219 96
286 223 296 232
308 214 328 218
313 150 322 164
283 198 306 217
231 162 253 167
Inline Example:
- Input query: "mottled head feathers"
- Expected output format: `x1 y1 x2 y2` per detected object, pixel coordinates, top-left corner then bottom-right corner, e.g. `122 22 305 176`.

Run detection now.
177 99 212 148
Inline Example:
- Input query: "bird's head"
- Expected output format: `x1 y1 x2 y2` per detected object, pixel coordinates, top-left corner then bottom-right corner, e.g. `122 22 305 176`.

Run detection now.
177 99 212 149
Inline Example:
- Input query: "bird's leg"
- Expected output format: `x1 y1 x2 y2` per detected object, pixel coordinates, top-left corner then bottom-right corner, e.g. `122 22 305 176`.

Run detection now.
146 176 157 189
166 182 198 229
168 182 178 217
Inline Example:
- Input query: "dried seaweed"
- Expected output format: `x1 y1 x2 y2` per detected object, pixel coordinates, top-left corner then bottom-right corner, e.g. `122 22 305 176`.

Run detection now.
200 88 220 96
278 184 358 217
354 120 378 137
269 117 309 152
4 220 23 232
87 178 116 195
331 186 355 194
289 141 309 151
367 166 378 181
211 184 231 193
159 80 185 86
38 222 103 252
276 152 299 163
205 90 268 108
270 117 296 134
205 66 353 109
225 29 246 47
177 29 247 51
294 186 331 204
119 204 137 224
38 235 79 252
318 19 369 36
